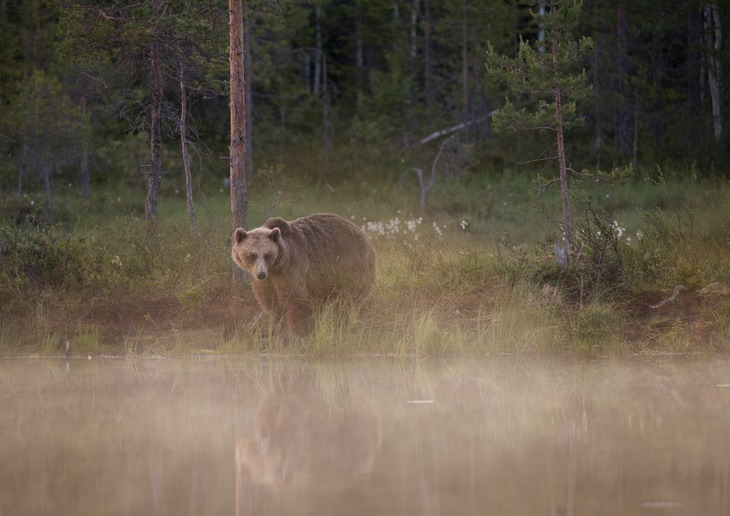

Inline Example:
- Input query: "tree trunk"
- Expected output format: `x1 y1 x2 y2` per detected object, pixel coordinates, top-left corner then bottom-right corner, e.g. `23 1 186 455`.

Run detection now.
80 95 90 201
615 3 631 157
322 54 332 169
146 41 163 224
410 0 418 60
179 59 197 237
42 164 52 208
314 4 322 96
592 3 603 165
423 0 434 112
18 143 28 195
551 10 573 263
461 0 469 121
244 20 254 184
703 2 723 143
687 6 702 155
229 0 249 283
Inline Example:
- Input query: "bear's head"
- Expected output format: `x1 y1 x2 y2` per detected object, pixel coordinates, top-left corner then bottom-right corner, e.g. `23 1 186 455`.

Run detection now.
232 226 281 281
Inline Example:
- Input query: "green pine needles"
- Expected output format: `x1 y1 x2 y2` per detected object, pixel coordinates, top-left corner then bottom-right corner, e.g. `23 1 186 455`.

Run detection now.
486 0 593 266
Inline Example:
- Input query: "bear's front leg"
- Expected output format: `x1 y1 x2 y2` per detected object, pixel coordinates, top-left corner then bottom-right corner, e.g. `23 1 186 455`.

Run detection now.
277 286 314 336
251 280 288 333
253 280 278 314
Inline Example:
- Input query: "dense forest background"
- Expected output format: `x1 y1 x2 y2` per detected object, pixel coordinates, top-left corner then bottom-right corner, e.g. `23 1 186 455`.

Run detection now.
1 0 728 209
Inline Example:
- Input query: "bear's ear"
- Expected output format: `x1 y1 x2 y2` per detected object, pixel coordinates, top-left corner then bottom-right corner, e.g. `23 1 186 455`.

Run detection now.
234 228 247 244
265 217 292 237
268 227 281 242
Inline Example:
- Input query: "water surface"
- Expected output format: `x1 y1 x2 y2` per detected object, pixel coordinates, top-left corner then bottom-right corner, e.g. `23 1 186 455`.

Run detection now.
1 356 729 515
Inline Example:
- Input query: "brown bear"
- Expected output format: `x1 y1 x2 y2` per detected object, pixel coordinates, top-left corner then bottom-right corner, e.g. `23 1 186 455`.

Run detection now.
232 212 376 335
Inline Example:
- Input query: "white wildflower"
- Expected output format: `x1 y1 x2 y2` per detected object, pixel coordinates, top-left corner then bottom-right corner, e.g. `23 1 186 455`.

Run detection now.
610 220 625 239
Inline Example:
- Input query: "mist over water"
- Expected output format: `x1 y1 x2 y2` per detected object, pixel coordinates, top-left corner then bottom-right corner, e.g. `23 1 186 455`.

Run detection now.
1 355 729 515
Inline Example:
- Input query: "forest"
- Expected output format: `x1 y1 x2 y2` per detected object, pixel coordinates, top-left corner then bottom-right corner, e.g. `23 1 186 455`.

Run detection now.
1 0 730 354
1 0 728 204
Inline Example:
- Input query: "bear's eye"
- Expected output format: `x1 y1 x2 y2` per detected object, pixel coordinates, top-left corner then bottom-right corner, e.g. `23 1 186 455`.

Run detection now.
263 252 273 262
246 253 257 263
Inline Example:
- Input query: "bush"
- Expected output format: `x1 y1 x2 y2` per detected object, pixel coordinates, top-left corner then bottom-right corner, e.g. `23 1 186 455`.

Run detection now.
0 222 122 298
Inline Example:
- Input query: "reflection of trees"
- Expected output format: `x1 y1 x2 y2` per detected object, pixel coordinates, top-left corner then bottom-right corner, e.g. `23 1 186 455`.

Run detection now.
236 372 381 499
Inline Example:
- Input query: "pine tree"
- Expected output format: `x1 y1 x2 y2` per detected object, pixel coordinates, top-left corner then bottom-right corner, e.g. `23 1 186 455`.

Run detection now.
486 0 592 266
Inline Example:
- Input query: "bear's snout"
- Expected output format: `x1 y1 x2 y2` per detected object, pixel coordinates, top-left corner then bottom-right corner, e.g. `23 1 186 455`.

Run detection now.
257 271 267 280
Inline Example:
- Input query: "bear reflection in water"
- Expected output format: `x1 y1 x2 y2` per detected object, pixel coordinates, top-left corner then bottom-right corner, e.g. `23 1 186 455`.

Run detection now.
236 374 382 494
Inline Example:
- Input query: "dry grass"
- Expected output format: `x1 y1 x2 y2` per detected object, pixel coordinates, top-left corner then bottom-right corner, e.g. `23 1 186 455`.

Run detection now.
2 172 730 356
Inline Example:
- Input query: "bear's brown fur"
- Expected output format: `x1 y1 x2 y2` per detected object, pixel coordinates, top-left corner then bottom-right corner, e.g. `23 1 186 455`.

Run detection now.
232 213 376 335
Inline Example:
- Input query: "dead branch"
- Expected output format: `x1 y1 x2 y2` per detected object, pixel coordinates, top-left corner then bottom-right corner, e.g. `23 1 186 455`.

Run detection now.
402 134 459 211
416 113 496 146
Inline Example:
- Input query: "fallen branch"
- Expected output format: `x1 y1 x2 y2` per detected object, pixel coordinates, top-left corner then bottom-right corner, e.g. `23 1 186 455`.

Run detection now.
650 285 687 309
416 112 496 146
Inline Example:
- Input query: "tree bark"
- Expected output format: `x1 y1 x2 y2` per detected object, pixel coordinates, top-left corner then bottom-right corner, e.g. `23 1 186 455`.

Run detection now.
80 95 90 201
687 6 702 154
179 59 197 237
244 20 254 183
589 1 602 166
423 0 434 112
42 164 52 208
314 4 322 96
703 2 723 143
461 0 468 120
145 41 163 224
551 5 573 263
229 0 249 283
322 54 332 168
615 2 631 157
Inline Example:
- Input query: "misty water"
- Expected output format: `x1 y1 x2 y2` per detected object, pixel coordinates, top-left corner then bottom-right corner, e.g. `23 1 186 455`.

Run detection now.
1 356 729 516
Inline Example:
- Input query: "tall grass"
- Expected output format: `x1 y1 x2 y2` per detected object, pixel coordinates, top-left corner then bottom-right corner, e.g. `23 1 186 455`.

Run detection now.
2 167 730 355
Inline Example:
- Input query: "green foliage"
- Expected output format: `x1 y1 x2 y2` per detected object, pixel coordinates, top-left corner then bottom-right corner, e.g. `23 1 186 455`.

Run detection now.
1 70 90 200
0 221 121 301
486 1 593 135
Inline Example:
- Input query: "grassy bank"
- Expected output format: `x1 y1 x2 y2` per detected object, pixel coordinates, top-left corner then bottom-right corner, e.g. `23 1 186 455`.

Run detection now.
2 167 730 356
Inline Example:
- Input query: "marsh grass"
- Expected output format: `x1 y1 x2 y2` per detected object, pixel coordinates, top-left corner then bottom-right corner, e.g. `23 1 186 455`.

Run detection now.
2 170 730 355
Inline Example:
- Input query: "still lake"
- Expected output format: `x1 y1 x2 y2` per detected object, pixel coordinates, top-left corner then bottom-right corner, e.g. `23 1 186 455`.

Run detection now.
1 355 729 515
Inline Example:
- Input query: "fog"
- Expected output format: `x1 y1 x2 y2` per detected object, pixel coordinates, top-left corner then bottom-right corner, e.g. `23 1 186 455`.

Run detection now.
1 356 729 515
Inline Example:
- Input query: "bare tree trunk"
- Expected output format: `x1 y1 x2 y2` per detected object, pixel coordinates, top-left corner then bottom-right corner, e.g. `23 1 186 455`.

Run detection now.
80 95 90 201
179 59 197 237
461 0 469 120
42 163 52 208
687 6 702 155
230 0 249 284
146 41 163 224
703 2 723 142
313 4 322 96
615 3 631 157
322 54 332 169
18 143 28 195
590 0 604 167
80 147 90 201
355 0 365 92
410 0 418 60
423 0 434 112
244 21 254 184
551 9 573 263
